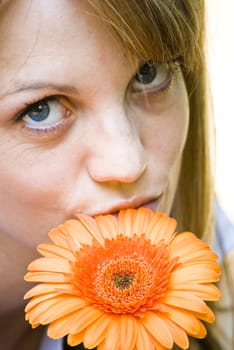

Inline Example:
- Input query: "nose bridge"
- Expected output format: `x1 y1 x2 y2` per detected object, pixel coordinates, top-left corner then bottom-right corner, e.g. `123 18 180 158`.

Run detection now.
87 104 147 183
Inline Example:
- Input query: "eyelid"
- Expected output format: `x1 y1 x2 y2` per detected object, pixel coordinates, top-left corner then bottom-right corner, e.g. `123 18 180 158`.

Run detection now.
57 96 77 116
15 95 76 121
11 94 77 140
131 62 174 95
134 59 180 78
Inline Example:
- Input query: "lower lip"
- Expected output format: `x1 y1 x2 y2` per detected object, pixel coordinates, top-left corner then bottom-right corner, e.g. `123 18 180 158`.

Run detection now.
141 198 161 212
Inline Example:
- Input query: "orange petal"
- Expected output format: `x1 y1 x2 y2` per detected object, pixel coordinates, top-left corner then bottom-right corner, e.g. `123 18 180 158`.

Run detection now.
95 214 118 239
101 316 120 350
95 342 105 350
191 319 207 338
120 315 137 350
146 212 176 244
171 265 220 284
48 312 82 339
37 243 76 261
24 282 72 299
141 311 173 348
161 317 189 349
180 261 221 275
132 208 154 236
26 295 87 325
24 271 68 283
26 257 72 274
168 281 220 301
25 292 59 312
162 291 209 314
48 227 70 249
136 323 155 350
192 306 215 323
31 322 41 329
76 213 104 245
83 314 110 349
69 306 103 334
67 331 85 347
118 209 137 237
167 306 206 338
169 232 218 262
62 220 94 248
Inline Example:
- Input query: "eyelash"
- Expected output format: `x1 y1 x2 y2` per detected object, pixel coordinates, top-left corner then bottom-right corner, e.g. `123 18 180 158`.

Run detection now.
21 120 67 137
13 60 180 137
15 96 72 137
131 60 179 96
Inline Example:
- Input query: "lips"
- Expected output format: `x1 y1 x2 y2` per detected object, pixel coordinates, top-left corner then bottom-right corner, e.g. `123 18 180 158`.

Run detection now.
92 195 163 217
140 198 161 211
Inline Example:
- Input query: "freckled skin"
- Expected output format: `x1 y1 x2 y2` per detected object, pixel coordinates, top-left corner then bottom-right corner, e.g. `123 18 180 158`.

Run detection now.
0 0 189 332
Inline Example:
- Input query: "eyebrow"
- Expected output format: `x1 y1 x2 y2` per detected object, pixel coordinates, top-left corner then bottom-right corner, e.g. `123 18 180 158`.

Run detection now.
4 82 79 97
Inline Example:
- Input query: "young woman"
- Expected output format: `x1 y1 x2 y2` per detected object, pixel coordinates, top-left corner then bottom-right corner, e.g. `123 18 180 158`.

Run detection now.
0 0 233 349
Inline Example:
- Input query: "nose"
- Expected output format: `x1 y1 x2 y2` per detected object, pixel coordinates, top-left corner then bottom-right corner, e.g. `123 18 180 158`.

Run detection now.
87 106 147 184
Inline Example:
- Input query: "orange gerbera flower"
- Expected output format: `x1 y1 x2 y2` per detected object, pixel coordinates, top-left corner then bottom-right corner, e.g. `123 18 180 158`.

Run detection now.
24 208 221 350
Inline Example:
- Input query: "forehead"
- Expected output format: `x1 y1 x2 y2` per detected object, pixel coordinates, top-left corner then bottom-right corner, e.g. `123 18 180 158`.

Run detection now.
0 1 104 56
0 0 132 96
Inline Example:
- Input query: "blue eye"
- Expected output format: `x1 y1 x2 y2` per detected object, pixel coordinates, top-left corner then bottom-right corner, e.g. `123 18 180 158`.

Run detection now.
135 61 157 85
27 100 50 122
20 97 68 129
132 61 172 93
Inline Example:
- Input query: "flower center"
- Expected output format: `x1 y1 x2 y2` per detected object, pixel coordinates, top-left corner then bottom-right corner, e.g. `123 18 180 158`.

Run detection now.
113 273 134 290
72 234 178 315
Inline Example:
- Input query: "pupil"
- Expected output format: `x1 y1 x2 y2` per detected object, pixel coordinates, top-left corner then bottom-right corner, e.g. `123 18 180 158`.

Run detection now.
28 101 50 122
136 61 157 84
113 273 134 290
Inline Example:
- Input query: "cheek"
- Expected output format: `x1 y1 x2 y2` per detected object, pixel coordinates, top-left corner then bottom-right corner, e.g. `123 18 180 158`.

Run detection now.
0 139 83 246
157 113 189 163
0 149 72 207
142 86 189 168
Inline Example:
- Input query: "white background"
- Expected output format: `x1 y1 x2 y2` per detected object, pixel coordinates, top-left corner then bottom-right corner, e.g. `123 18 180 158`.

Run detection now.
206 0 234 222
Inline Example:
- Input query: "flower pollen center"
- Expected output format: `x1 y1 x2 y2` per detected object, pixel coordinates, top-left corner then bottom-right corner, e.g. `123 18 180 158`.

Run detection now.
72 234 178 315
113 273 134 290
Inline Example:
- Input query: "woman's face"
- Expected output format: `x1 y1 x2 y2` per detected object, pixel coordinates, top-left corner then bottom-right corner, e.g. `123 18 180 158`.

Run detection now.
0 0 189 248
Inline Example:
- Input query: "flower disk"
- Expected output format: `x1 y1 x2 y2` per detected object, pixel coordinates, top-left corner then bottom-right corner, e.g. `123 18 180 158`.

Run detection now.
72 234 177 315
24 208 221 350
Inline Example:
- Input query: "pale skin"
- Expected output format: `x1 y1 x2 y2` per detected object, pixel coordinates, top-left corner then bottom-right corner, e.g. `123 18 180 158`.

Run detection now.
0 1 189 349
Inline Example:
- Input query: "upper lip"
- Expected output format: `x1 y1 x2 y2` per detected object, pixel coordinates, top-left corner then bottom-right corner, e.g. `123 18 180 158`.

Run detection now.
89 194 162 216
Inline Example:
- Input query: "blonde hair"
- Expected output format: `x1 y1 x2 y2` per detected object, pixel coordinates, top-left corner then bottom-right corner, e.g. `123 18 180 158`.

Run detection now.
87 3 221 348
88 0 214 241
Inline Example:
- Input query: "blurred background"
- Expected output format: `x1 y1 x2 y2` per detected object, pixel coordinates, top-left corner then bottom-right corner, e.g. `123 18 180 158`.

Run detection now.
206 0 234 222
